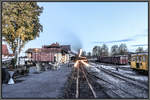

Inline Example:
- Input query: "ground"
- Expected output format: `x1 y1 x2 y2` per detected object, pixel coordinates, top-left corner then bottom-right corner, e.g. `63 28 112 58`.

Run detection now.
88 62 148 98
2 64 72 98
2 62 148 99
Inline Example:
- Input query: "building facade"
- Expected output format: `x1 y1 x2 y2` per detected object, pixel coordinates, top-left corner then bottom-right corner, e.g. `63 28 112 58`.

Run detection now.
25 43 71 64
2 44 9 56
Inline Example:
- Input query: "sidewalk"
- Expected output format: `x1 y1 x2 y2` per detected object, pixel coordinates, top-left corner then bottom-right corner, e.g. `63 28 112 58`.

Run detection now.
2 64 72 98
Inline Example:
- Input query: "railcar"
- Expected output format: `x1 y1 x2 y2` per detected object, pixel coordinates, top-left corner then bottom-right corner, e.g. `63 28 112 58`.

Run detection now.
97 55 128 65
130 53 148 72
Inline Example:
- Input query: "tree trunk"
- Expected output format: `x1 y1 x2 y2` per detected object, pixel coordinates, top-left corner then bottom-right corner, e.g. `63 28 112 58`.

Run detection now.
15 37 20 66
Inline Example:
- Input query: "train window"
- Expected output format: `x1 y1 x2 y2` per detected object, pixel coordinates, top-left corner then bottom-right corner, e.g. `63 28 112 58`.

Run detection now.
132 56 136 61
143 56 146 62
139 56 142 62
136 56 139 62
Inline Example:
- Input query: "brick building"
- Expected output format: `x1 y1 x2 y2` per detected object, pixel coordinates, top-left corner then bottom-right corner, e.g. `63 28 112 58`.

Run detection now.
25 43 71 63
2 44 9 56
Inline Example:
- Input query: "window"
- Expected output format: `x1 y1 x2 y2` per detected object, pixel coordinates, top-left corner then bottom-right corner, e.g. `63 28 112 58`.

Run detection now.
132 56 136 61
136 56 139 62
143 56 146 62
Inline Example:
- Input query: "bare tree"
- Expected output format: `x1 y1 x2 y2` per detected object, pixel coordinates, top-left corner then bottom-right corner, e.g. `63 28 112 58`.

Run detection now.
101 44 109 56
87 52 91 57
118 44 128 55
82 51 86 57
92 46 101 57
111 45 119 56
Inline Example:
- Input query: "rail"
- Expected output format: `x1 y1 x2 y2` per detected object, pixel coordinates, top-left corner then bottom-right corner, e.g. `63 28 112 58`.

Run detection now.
75 65 97 98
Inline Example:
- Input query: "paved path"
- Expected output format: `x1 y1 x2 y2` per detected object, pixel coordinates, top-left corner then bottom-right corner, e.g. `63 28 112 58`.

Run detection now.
2 64 72 98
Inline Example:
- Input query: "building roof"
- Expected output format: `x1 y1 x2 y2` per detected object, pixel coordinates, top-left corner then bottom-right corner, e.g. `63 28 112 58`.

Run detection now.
60 45 71 51
131 52 148 56
42 42 60 48
25 43 71 54
25 48 41 53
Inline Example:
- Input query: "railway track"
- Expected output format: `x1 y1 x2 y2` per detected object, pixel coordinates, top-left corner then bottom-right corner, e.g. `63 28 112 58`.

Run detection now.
75 65 97 98
63 65 110 99
86 70 138 98
94 62 132 71
95 66 148 91
85 65 148 98
90 62 148 88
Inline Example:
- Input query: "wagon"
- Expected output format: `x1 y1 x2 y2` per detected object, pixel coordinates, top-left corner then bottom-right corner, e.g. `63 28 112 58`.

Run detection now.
97 55 128 65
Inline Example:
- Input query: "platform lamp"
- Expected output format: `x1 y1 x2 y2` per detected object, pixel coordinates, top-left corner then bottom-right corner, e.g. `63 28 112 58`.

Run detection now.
35 48 41 72
35 48 38 63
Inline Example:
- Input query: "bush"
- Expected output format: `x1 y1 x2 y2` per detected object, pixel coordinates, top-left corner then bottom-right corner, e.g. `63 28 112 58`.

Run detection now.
10 58 17 69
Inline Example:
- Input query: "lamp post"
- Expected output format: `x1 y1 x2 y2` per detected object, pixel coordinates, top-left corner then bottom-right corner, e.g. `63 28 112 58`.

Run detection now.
35 48 41 72
35 48 38 63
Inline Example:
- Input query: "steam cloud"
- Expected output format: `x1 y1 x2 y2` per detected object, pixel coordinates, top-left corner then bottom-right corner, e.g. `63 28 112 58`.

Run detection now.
59 32 82 53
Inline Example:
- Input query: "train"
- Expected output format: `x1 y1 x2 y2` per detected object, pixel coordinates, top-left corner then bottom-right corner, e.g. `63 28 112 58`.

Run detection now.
130 53 148 72
97 55 128 65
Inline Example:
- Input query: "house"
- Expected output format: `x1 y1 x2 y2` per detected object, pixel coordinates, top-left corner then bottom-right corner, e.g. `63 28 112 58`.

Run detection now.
2 44 9 56
2 44 14 65
25 43 71 64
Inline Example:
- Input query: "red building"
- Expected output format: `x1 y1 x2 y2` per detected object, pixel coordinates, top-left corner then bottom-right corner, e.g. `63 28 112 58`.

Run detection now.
2 44 9 56
25 43 71 63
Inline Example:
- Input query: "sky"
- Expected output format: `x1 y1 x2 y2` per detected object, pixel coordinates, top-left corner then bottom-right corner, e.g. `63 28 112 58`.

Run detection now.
4 2 148 55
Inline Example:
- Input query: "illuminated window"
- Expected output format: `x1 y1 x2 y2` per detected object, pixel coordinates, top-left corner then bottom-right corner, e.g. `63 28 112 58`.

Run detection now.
132 56 136 61
143 56 146 62
136 56 139 62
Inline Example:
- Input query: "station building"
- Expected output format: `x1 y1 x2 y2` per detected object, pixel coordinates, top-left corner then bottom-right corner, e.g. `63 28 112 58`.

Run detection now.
25 43 71 64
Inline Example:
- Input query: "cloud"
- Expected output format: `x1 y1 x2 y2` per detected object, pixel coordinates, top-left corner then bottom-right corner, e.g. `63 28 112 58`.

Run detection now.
131 44 148 47
93 38 134 44
133 33 147 37
93 33 147 44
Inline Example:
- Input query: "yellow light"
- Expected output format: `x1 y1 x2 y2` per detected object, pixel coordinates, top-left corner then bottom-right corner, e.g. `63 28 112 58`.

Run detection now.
74 60 79 67
80 60 89 67
78 49 83 57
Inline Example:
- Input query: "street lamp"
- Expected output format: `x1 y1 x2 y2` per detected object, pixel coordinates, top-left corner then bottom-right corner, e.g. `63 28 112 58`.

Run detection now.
35 48 38 63
35 48 41 72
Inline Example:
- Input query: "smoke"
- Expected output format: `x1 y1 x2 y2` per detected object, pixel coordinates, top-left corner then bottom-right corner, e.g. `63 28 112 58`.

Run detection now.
60 32 82 53
70 33 82 52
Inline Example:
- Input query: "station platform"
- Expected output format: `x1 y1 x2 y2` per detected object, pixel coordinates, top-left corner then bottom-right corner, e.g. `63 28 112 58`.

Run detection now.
2 64 72 98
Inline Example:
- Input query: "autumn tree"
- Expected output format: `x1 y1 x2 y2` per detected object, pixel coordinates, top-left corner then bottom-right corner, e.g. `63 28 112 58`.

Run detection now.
2 2 43 67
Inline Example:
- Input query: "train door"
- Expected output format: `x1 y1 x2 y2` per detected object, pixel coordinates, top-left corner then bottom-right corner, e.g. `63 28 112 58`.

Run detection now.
141 55 147 71
146 55 148 71
136 55 144 70
136 55 141 69
54 56 56 63
131 56 136 69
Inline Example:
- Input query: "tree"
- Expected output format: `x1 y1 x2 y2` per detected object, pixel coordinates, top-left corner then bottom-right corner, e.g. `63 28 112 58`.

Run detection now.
82 51 86 57
2 2 43 67
118 44 128 55
111 45 118 56
101 44 109 56
92 46 100 57
87 52 91 57
136 47 144 53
